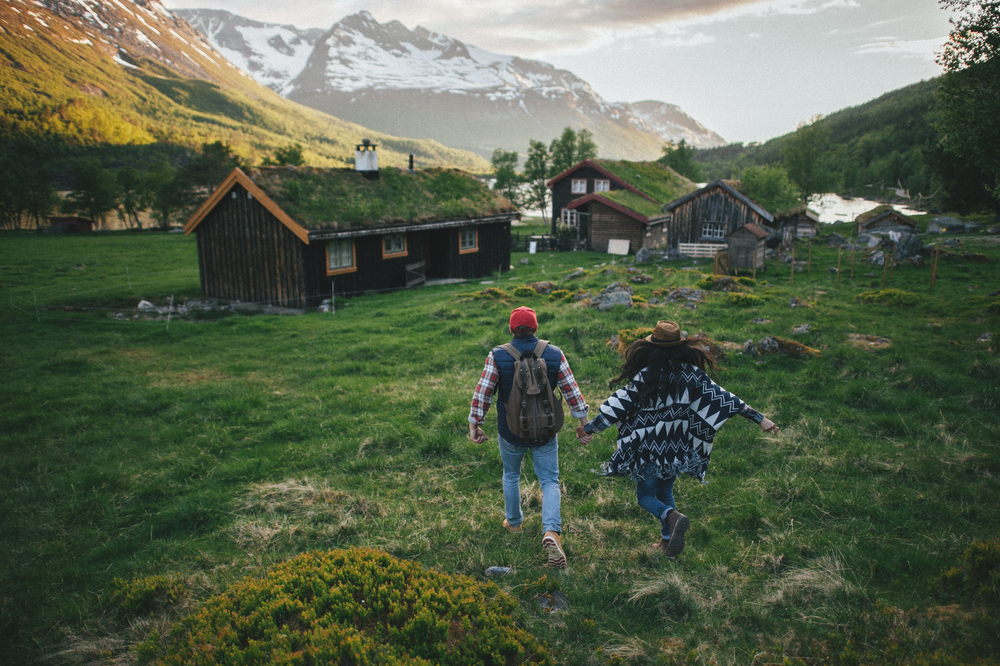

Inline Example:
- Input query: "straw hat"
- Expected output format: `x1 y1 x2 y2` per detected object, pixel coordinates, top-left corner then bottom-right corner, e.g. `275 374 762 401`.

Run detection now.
645 320 686 347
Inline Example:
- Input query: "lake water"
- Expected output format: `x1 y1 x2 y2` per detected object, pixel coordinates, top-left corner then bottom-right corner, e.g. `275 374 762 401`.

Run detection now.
807 193 923 224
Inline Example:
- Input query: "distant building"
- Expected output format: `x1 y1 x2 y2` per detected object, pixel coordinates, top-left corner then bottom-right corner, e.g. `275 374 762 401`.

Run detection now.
46 217 93 233
547 159 697 254
856 205 916 233
726 222 769 271
184 145 518 308
773 208 819 240
661 179 774 251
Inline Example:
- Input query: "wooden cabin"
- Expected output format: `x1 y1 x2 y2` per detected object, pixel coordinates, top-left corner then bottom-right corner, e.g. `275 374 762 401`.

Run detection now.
773 208 819 239
726 223 768 271
661 180 774 252
184 157 518 308
547 159 696 254
46 216 93 233
856 206 917 233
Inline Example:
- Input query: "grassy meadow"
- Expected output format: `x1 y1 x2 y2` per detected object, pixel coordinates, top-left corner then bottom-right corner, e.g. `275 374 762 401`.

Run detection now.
1 224 999 666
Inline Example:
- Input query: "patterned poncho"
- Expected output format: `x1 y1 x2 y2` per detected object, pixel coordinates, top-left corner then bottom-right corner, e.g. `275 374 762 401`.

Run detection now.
588 363 761 482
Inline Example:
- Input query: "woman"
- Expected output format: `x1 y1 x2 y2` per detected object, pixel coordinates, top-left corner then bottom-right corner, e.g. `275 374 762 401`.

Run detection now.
578 321 778 559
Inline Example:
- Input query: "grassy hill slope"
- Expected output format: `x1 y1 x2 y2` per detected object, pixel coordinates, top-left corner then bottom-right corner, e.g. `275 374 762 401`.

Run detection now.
0 0 490 171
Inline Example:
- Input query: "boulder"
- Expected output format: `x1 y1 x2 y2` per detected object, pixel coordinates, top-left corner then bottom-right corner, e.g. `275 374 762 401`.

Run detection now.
635 247 652 264
590 282 634 310
563 267 585 280
965 222 982 233
928 217 965 234
868 251 885 265
893 231 923 260
827 233 851 247
856 232 880 248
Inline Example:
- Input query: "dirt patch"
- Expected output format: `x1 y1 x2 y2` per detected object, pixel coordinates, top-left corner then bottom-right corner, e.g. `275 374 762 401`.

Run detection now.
847 333 891 350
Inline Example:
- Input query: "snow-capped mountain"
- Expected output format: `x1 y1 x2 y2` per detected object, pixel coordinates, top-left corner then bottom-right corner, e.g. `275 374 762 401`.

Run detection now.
179 9 727 160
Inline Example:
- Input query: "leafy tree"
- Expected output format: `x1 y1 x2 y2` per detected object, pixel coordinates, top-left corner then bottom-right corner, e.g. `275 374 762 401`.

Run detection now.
182 141 241 191
147 163 190 230
738 165 803 215
262 143 305 167
523 140 551 229
0 140 60 229
490 148 522 206
547 127 598 177
63 158 119 228
781 117 830 199
658 140 703 182
116 166 150 229
935 0 1000 216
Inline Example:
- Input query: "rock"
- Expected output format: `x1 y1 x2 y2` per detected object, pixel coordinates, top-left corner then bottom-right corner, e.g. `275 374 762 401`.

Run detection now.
829 266 840 274
630 274 653 284
757 335 822 357
792 324 811 334
856 232 879 248
564 267 585 280
987 226 1000 234
868 251 885 265
847 333 891 350
683 301 697 309
751 318 772 324
893 231 923 260
137 300 156 312
663 287 705 303
905 255 925 267
942 238 962 248
635 247 652 263
518 258 530 265
928 217 965 234
789 297 810 308
743 339 757 356
530 281 553 294
978 332 992 343
965 222 982 232
827 233 850 247
590 282 634 310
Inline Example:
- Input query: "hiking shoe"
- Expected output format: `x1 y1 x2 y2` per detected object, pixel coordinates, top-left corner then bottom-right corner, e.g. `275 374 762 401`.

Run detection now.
542 531 566 568
503 519 522 534
665 511 689 559
652 538 670 557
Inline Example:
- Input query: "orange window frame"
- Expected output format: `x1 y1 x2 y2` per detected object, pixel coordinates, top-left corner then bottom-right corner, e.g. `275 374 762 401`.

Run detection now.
459 227 478 254
382 233 408 259
327 239 358 275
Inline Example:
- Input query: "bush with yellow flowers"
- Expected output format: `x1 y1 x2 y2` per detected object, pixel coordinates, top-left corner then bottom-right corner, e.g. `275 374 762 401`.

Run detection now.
156 548 552 666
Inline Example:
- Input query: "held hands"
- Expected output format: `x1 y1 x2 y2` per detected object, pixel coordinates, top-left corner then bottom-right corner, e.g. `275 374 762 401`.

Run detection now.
760 417 779 435
576 423 593 445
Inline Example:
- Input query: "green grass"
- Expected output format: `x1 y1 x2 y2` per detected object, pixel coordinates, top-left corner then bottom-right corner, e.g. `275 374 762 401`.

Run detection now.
1 227 999 666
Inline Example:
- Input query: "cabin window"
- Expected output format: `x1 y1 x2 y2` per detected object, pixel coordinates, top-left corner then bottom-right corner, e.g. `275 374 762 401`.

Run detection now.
459 227 478 254
561 209 578 227
382 233 407 258
701 222 726 240
594 179 610 192
571 179 586 194
327 239 357 275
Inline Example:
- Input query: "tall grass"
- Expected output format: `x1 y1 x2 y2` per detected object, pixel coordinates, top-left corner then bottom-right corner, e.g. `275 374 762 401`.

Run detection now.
1 227 998 665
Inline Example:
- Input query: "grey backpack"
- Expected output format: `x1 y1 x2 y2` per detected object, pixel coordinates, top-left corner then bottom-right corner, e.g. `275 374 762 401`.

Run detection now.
499 341 564 443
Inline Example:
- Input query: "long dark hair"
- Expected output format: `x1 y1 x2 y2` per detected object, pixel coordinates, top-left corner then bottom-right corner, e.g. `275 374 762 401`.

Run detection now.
609 336 719 408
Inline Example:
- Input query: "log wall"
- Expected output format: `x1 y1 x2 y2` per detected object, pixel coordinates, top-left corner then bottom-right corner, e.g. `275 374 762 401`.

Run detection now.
668 188 768 249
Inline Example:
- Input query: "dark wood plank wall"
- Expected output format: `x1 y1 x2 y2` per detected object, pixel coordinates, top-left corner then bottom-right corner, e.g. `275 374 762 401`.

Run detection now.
196 184 309 308
589 204 644 254
728 233 765 269
669 190 765 249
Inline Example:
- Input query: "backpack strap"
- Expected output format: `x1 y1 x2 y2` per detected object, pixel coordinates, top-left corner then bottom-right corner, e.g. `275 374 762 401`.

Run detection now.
531 340 549 359
498 343 522 360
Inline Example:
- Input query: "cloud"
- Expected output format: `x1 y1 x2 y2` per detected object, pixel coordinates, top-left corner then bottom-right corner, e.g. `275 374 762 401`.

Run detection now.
855 37 947 60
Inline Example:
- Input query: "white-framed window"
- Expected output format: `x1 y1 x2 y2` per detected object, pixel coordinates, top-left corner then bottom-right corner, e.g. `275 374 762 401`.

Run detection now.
327 239 356 274
382 233 407 258
701 222 726 240
594 179 610 192
459 227 478 253
571 179 586 194
561 209 578 227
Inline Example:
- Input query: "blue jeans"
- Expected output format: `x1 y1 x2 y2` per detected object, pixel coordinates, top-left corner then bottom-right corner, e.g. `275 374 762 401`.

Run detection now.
498 435 561 534
635 463 676 540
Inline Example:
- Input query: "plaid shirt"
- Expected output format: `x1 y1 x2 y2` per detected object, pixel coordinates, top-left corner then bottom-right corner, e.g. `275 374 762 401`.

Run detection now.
469 350 589 426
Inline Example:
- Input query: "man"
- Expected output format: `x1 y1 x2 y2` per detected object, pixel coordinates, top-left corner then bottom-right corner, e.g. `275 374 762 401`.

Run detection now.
469 306 590 568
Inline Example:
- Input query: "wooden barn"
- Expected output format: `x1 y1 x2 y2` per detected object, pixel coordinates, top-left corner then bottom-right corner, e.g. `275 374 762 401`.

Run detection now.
856 205 917 233
773 208 819 239
726 223 769 271
661 179 774 253
184 160 518 309
547 159 696 254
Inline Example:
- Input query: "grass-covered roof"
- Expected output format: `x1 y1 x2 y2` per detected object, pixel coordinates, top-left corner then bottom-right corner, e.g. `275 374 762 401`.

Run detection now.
247 166 518 230
598 190 668 219
593 160 697 204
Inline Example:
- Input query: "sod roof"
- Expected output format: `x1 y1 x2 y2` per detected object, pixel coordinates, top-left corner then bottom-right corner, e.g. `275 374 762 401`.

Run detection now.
592 160 697 204
597 190 668 219
244 166 518 231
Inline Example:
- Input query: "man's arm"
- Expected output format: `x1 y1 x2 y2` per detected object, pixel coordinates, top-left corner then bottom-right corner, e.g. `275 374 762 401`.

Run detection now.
555 353 589 424
468 352 499 443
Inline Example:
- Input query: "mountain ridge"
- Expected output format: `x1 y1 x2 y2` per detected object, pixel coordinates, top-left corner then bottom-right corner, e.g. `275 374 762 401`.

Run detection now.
176 8 727 161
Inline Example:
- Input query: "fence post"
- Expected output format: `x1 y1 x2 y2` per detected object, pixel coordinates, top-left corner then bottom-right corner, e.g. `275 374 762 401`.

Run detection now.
930 248 939 288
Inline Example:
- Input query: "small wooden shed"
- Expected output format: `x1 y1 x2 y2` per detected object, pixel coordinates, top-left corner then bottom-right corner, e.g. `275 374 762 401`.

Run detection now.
726 223 769 271
856 206 917 233
46 216 93 233
184 165 519 308
661 180 774 252
773 208 819 239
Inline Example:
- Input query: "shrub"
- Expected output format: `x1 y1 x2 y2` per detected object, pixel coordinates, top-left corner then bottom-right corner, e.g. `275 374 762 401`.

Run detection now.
158 548 552 666
513 286 537 298
549 289 571 301
939 537 1000 608
855 289 920 306
612 327 655 355
727 293 766 307
109 576 184 616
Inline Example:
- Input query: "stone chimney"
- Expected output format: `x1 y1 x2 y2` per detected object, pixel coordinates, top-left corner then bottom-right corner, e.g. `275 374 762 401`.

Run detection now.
355 138 379 180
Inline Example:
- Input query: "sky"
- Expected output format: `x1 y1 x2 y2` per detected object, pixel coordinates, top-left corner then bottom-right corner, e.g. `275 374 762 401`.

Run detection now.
160 0 956 145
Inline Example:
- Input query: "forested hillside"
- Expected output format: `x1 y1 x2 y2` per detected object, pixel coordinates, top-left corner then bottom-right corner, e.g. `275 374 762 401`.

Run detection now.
693 79 992 214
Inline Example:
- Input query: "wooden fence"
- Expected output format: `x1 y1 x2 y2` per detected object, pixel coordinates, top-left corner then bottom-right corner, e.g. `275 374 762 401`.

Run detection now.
678 243 728 258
